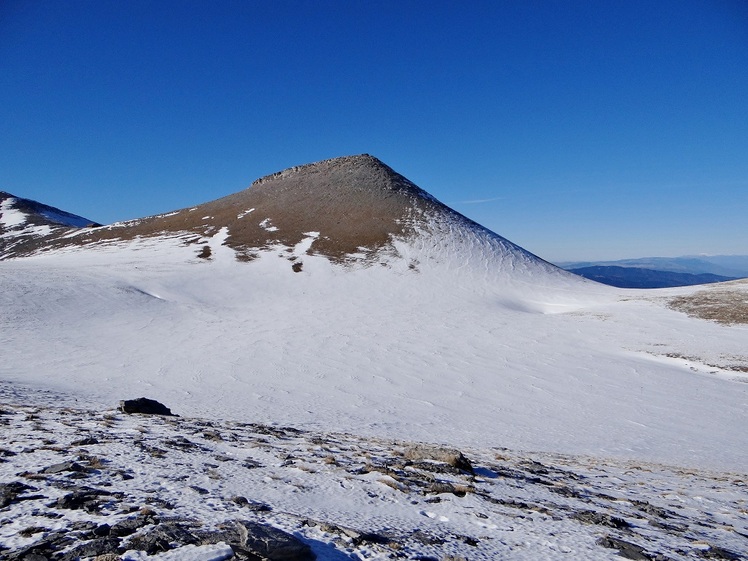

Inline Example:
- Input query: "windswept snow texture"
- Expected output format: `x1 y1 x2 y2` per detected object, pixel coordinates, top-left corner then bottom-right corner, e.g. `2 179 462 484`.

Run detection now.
1 232 746 472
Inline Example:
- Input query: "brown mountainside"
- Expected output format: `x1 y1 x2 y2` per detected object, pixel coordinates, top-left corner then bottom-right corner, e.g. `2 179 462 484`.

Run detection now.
2 155 486 262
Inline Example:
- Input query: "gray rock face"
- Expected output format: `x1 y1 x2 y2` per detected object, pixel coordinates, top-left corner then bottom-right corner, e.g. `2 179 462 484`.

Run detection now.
58 537 121 561
199 520 315 561
125 523 199 554
118 398 175 416
110 515 154 537
55 488 112 512
596 536 652 560
3 531 73 560
236 520 315 560
41 460 85 474
403 444 474 474
574 510 631 530
0 481 35 508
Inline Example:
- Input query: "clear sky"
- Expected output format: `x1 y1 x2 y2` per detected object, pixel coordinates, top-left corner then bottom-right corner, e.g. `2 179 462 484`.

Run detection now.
1 1 746 262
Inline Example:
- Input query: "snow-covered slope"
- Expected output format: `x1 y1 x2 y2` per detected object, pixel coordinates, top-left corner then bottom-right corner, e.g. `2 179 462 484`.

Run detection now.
2 385 746 561
0 191 99 259
0 156 746 475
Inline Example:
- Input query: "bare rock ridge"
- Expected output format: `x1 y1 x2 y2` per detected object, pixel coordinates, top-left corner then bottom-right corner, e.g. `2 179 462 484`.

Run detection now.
1 155 544 268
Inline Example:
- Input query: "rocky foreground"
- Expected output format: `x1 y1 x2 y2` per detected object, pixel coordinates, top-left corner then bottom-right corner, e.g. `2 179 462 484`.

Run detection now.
0 384 746 561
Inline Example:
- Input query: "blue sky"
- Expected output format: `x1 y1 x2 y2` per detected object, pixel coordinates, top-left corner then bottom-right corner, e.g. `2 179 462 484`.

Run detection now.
1 1 746 261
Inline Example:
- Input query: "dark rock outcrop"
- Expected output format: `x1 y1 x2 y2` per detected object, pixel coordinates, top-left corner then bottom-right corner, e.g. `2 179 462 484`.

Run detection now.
0 481 35 508
125 523 199 554
118 398 175 416
597 536 653 560
55 488 112 512
58 537 121 561
41 460 86 474
199 520 315 560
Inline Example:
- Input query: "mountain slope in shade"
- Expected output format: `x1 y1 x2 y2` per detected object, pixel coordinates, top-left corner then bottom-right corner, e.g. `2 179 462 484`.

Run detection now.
0 191 100 259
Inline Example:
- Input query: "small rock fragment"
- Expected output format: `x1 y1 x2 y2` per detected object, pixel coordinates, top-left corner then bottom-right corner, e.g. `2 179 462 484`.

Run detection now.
71 436 100 446
574 510 631 530
42 461 86 474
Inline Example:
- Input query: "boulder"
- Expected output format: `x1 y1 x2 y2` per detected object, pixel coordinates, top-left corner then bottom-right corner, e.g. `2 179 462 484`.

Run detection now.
0 481 35 508
110 515 154 537
42 461 85 474
125 523 199 554
58 537 121 561
403 445 474 474
55 488 112 512
118 398 175 416
199 520 315 560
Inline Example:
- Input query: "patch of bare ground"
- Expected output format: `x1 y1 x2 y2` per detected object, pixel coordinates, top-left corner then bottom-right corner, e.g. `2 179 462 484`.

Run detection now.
662 352 748 374
668 281 748 325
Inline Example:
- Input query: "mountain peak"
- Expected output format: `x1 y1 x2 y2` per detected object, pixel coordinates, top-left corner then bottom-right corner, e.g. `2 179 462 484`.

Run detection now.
252 154 385 186
202 154 440 261
249 154 434 201
0 156 555 283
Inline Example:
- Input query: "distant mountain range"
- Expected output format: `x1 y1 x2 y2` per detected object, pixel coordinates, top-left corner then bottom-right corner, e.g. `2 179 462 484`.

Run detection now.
558 256 748 288
565 265 738 289
559 256 748 277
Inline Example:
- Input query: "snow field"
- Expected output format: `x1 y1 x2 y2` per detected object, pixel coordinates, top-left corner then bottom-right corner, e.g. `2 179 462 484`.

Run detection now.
0 230 746 472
